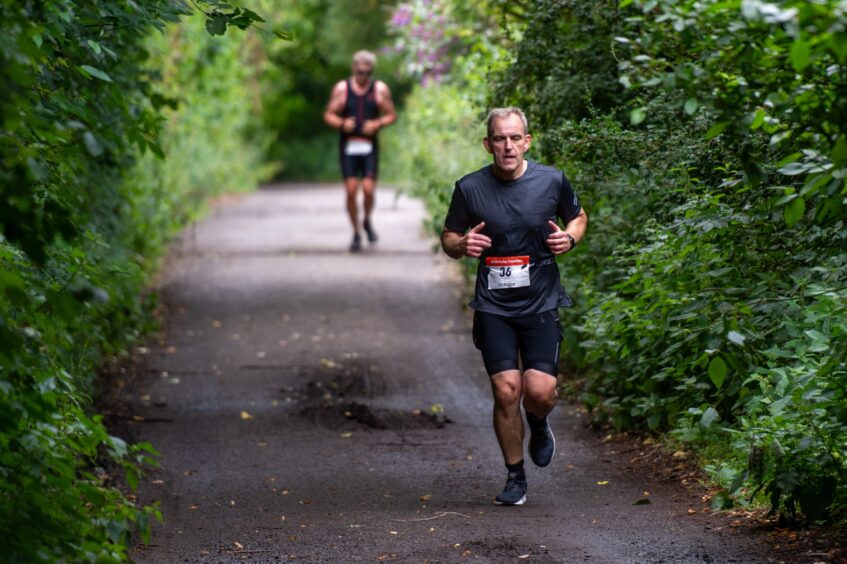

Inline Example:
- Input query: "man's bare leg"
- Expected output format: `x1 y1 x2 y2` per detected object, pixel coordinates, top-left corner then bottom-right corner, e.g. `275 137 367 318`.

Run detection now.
490 369 525 465
522 369 557 418
345 177 362 251
344 177 360 230
522 368 558 467
362 176 377 242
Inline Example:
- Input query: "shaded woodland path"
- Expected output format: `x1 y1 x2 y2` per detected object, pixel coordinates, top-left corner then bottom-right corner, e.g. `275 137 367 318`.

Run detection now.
124 184 779 563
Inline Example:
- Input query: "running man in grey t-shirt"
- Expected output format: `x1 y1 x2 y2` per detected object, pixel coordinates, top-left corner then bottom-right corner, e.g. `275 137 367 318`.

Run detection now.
441 107 588 505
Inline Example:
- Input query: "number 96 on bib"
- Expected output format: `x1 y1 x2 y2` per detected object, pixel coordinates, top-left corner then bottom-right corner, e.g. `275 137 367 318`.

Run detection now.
485 256 530 290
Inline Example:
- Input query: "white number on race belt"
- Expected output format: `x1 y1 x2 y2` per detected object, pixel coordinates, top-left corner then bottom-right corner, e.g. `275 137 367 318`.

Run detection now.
345 139 373 156
485 256 530 290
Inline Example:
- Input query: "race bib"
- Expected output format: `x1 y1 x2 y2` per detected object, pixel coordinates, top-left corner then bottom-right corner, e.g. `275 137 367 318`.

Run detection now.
485 256 530 290
344 138 373 156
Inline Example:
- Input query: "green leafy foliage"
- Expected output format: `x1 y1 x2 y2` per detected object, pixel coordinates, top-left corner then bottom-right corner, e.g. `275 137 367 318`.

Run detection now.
0 1 273 560
399 0 847 523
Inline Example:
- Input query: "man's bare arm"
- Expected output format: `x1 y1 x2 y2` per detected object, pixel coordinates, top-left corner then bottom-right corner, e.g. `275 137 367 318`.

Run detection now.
546 208 588 255
323 82 354 131
362 81 397 136
441 222 491 260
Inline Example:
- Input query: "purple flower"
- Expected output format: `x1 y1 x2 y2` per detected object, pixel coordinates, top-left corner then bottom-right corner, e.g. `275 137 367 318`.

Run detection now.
390 5 413 27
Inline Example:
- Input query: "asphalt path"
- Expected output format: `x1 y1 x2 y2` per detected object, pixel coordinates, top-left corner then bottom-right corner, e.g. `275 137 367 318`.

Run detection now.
126 183 778 563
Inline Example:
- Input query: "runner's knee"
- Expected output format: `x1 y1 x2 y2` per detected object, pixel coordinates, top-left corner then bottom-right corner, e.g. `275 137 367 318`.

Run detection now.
491 373 522 406
523 369 558 410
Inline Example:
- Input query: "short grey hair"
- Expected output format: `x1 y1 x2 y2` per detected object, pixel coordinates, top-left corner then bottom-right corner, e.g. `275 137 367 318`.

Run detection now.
352 50 377 67
486 107 528 138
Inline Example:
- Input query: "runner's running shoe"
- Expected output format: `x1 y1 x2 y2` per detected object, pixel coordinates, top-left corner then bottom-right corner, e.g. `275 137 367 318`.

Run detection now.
363 219 378 243
527 413 555 467
350 233 362 252
494 471 527 506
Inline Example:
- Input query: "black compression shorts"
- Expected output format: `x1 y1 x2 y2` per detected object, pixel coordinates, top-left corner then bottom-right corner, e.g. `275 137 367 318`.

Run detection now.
472 309 562 376
340 147 379 179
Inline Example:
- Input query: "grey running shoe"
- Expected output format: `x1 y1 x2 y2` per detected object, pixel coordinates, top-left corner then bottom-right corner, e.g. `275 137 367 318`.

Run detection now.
494 471 527 506
349 233 362 252
527 413 555 467
363 219 378 243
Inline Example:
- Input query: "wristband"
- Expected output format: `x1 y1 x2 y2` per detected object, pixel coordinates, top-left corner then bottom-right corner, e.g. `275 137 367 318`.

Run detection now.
565 233 576 250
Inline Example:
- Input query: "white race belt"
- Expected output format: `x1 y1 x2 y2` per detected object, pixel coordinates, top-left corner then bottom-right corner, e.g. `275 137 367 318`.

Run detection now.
485 256 530 290
344 137 373 156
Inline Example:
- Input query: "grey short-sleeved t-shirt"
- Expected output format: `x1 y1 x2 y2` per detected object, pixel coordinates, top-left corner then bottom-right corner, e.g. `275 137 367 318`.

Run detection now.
444 161 581 317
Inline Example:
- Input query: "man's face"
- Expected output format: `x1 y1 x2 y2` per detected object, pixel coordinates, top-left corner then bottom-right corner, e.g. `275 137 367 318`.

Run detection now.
352 62 373 85
483 114 531 177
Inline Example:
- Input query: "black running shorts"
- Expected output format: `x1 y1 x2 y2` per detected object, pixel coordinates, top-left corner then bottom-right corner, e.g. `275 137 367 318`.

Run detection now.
472 309 562 376
340 148 379 179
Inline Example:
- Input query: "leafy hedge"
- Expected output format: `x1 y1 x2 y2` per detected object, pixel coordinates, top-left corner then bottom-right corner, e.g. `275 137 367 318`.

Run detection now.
391 0 847 523
501 0 847 522
0 2 272 560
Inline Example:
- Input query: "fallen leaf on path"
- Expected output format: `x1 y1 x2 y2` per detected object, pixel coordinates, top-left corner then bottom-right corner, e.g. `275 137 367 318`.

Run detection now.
632 498 652 505
389 531 398 535
189 504 199 510
673 450 688 459
518 555 530 560
233 541 244 550
419 494 431 502
257 442 267 447
212 320 221 328
687 508 697 514
229 500 236 507
132 415 145 422
340 432 352 438
320 358 340 369
152 480 165 485
165 346 177 354
240 411 254 420
644 490 650 496
596 481 609 485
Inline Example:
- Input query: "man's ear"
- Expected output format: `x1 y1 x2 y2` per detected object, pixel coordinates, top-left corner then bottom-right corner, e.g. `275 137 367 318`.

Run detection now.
483 137 493 154
525 134 532 149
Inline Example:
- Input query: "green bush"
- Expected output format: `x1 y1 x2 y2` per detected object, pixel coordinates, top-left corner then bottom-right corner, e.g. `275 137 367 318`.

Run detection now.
393 0 847 523
0 2 271 560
